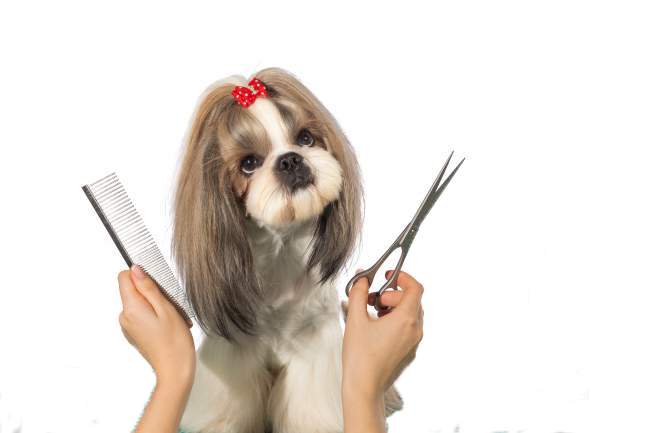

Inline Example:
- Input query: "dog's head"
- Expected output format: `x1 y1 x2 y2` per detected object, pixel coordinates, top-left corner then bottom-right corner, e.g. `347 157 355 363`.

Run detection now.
172 67 363 340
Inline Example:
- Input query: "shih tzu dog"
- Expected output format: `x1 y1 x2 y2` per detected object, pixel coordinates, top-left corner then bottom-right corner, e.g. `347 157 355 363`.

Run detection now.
171 67 405 433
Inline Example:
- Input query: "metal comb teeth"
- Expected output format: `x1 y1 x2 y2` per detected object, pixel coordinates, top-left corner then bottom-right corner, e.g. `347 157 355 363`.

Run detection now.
82 172 194 320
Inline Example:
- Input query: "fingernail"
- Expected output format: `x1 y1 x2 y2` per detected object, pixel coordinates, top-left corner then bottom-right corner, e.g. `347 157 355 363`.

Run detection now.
131 264 146 280
385 269 393 278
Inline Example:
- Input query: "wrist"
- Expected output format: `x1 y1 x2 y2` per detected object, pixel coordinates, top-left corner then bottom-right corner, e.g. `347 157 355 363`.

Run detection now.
342 388 385 433
156 364 195 392
342 378 382 404
342 383 384 412
155 375 193 402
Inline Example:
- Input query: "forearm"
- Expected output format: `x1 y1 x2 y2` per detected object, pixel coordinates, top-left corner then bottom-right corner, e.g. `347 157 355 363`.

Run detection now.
135 377 192 433
343 389 386 433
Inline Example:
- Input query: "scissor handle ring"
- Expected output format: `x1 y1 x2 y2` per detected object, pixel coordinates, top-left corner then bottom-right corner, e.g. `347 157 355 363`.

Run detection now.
372 268 400 312
345 268 375 297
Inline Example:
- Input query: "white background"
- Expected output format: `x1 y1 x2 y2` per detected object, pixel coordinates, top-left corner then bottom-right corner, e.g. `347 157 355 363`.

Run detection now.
1 1 649 432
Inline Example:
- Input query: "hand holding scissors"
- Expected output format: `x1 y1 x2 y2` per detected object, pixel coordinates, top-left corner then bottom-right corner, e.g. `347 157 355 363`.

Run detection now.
344 151 464 312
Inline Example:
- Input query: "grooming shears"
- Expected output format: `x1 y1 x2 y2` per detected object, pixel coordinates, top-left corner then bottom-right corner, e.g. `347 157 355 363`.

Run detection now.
344 151 465 312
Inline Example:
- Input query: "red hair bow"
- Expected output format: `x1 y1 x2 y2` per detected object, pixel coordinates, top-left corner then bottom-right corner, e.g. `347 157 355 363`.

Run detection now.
231 78 268 108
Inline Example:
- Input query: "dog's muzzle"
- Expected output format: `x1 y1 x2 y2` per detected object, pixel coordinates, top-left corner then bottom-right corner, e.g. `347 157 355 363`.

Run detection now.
275 152 313 191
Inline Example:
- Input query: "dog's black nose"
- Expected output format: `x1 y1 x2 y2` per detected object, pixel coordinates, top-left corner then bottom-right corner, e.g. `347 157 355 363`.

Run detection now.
277 152 303 172
275 151 312 190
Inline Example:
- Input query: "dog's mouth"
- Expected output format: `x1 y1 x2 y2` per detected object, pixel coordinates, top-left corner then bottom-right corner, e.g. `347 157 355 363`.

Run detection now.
287 174 314 193
276 158 314 193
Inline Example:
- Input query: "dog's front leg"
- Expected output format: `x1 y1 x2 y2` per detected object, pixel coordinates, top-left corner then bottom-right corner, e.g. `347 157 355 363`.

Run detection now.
180 336 272 433
267 313 345 433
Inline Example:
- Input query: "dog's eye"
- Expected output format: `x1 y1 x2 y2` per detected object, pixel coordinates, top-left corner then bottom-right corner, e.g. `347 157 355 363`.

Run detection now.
240 154 260 175
296 129 314 147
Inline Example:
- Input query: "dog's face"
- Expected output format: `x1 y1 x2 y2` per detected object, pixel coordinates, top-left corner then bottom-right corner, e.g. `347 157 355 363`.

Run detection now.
226 97 344 228
172 68 363 340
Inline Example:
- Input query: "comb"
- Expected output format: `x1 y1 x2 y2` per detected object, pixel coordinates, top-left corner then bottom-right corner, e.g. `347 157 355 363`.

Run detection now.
82 172 194 321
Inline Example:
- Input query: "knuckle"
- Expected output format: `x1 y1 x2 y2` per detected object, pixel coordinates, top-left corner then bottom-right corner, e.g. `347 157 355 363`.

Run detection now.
401 315 419 331
121 307 136 321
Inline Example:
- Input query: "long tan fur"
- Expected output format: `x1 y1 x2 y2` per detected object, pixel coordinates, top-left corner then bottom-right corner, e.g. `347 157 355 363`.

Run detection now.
171 68 363 341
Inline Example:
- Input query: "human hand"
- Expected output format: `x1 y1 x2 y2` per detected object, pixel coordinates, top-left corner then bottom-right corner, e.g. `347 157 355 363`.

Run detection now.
117 265 196 386
342 269 424 402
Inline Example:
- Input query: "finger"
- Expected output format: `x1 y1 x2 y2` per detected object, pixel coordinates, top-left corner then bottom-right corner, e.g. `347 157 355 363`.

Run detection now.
118 270 152 312
375 290 403 308
118 269 137 305
347 273 371 321
118 312 135 346
385 269 421 291
130 265 168 316
385 269 423 314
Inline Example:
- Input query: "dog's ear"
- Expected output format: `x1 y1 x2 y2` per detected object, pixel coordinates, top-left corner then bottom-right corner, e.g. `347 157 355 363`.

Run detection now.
306 120 364 285
171 80 262 341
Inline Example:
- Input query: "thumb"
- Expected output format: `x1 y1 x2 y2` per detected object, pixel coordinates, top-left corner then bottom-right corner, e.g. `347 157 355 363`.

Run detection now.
347 269 370 321
130 265 167 315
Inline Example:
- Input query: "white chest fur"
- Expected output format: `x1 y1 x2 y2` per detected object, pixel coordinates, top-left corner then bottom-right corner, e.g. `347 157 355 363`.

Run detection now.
181 216 347 433
246 216 342 366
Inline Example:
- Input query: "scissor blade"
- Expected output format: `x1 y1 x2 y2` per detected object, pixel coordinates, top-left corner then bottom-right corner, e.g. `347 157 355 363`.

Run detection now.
430 151 454 197
407 151 454 226
411 156 465 230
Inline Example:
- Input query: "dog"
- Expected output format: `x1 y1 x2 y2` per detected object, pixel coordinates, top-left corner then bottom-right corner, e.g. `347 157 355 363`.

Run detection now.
171 67 404 433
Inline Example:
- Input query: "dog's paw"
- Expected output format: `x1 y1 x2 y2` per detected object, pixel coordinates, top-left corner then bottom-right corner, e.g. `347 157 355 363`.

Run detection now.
340 299 349 322
384 384 404 416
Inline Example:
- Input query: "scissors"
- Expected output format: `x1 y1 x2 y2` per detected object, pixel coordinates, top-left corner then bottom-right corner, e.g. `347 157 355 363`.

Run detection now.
344 150 465 312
